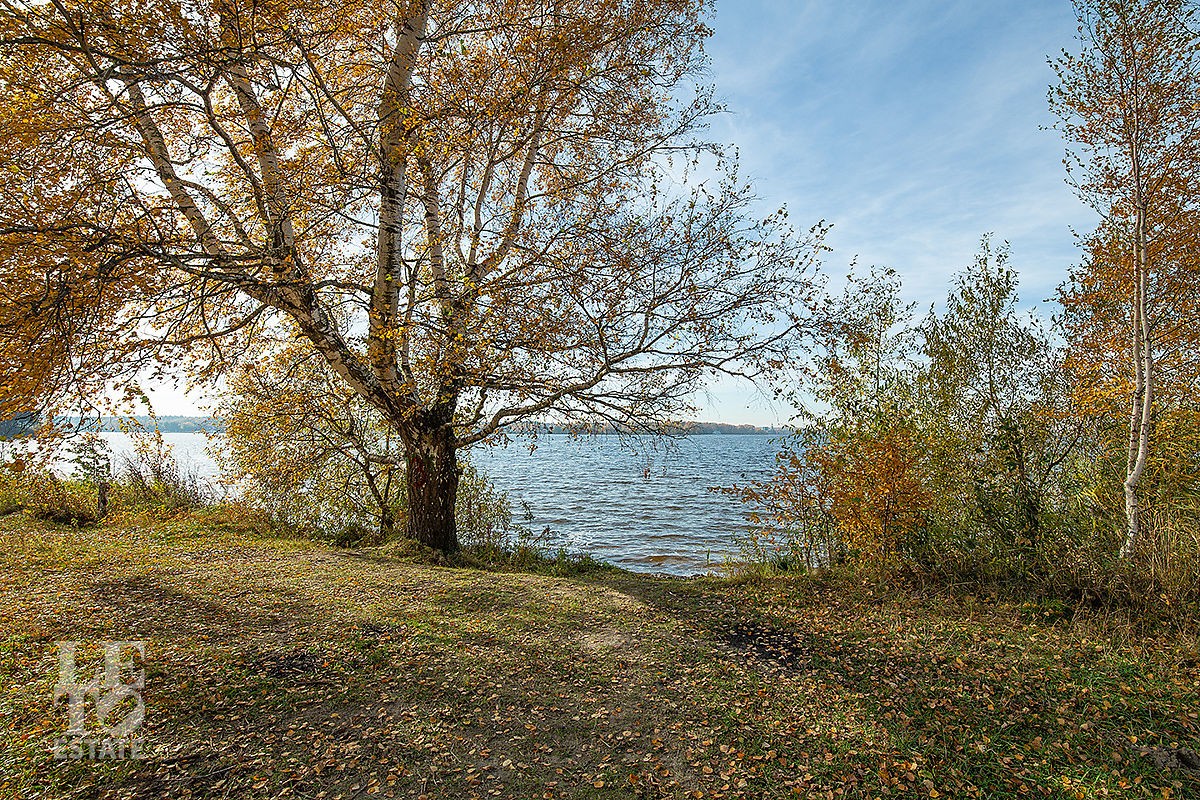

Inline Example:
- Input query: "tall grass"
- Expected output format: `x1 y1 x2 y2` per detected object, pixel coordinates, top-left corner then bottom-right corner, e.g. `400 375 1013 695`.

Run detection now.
1125 507 1200 608
115 449 215 513
0 440 216 526
0 469 101 526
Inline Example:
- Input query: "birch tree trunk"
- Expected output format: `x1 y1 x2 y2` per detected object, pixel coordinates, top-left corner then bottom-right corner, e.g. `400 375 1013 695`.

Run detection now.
1122 202 1154 559
404 421 461 553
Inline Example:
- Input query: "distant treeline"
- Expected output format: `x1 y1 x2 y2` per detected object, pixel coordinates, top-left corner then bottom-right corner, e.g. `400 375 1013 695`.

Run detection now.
5 414 220 440
78 416 220 434
9 416 782 438
665 422 789 435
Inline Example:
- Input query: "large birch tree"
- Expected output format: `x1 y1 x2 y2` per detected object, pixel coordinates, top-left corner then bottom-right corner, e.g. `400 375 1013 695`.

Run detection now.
0 0 824 552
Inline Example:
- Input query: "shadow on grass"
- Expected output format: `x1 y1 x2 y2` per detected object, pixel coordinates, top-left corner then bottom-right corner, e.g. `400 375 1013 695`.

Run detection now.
572 568 1200 797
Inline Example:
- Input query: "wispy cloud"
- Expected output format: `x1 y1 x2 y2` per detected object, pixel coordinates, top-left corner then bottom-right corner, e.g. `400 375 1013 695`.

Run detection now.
707 0 1095 286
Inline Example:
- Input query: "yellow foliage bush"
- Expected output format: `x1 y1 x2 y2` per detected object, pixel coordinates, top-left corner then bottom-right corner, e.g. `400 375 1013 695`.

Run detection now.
0 468 100 526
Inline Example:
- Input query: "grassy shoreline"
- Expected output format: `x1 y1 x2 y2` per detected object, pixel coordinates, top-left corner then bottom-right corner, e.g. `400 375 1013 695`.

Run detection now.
2 510 1198 799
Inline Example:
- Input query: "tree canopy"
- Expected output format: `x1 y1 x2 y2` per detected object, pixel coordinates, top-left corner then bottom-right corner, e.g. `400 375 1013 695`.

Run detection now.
0 0 825 549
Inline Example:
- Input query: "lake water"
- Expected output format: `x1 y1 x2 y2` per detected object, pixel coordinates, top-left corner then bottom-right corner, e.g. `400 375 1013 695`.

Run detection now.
96 432 783 575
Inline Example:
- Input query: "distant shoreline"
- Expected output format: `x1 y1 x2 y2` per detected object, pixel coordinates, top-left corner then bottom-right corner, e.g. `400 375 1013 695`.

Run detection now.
74 416 790 437
70 416 219 434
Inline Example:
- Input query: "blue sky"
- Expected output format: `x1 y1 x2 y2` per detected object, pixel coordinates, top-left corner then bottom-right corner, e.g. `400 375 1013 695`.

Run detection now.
696 0 1100 425
152 1 1098 425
